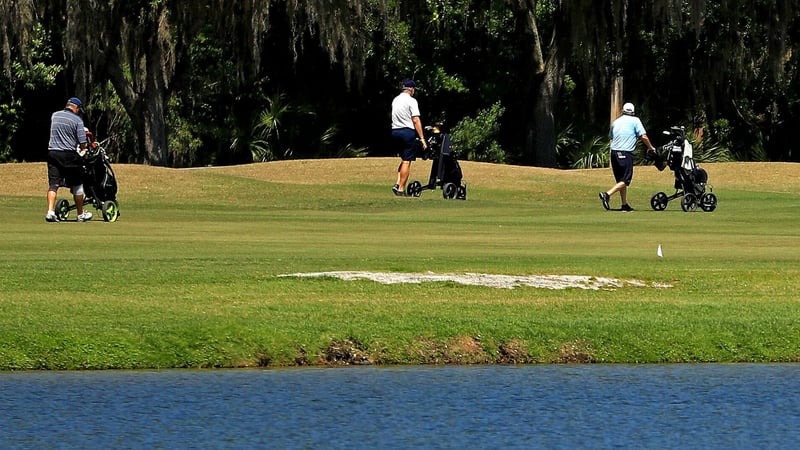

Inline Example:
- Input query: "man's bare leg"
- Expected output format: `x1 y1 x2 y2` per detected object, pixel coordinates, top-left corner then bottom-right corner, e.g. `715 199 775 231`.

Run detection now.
397 161 412 192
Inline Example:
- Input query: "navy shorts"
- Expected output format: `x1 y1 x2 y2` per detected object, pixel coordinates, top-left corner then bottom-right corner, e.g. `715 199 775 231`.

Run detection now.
391 128 418 162
611 150 634 185
47 150 83 190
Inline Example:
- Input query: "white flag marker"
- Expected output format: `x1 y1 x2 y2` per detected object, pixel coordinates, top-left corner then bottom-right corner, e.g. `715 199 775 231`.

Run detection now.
657 244 663 258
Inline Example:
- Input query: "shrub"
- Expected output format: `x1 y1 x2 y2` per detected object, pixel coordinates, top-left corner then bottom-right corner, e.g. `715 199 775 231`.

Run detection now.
450 102 506 163
569 136 610 169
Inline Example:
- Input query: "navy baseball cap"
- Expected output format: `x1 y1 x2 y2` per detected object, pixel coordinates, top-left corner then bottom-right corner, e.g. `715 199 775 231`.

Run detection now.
402 79 416 88
68 97 82 108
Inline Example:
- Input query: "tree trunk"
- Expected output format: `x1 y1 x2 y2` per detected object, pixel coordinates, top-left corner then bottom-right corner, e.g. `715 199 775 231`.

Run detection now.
105 45 171 166
530 52 565 167
513 0 551 167
141 90 169 166
141 34 171 166
92 4 174 166
610 75 623 125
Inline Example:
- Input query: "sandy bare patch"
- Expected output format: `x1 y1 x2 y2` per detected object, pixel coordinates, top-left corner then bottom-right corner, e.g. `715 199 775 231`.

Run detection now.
279 271 672 290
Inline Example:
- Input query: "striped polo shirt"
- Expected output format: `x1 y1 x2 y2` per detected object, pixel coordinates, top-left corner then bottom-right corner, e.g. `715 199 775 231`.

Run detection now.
48 109 86 151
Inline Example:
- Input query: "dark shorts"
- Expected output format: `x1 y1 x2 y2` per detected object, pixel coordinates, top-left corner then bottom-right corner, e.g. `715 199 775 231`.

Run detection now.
391 128 418 162
611 150 634 185
47 150 83 190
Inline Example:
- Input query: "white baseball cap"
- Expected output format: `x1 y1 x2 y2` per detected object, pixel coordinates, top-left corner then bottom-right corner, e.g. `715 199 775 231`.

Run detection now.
623 103 635 114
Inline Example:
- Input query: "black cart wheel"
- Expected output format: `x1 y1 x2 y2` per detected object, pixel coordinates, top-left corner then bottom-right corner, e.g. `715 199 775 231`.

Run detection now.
102 200 120 222
457 184 467 200
650 192 668 211
442 182 457 199
407 180 423 197
681 193 698 212
55 199 70 220
700 193 717 212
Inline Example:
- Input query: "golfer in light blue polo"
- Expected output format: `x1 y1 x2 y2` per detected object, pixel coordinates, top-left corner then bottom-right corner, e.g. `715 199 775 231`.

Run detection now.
599 103 656 212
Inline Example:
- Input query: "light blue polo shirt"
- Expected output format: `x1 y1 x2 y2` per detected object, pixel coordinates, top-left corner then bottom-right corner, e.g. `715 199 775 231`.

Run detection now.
609 114 646 152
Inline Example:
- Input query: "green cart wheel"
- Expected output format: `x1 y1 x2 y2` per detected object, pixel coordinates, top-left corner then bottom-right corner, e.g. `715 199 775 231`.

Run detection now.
102 200 120 222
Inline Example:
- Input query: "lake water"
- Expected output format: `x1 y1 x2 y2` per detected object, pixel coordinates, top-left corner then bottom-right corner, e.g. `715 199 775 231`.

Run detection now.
1 364 799 449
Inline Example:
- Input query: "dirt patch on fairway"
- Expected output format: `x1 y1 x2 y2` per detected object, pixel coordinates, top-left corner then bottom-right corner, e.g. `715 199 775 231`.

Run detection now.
279 271 672 290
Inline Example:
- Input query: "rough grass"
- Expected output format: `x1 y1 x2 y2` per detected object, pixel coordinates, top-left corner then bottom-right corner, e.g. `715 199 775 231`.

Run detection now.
8 159 795 196
0 158 798 369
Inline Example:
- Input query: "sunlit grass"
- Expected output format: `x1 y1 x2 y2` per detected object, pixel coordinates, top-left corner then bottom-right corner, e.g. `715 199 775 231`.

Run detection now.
0 159 798 369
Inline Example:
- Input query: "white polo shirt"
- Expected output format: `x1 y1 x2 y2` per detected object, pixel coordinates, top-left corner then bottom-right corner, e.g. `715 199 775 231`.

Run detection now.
391 92 420 130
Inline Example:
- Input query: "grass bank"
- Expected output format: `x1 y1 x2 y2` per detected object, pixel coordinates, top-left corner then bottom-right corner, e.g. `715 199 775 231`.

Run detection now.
1 159 798 369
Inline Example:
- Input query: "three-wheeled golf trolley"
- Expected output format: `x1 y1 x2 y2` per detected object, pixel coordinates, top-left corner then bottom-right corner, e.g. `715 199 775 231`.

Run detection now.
405 122 467 200
649 126 717 212
56 129 121 222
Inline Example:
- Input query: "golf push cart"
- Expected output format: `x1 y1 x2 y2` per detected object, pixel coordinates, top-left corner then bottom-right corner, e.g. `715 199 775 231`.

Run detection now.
647 125 717 212
405 122 467 200
55 128 121 222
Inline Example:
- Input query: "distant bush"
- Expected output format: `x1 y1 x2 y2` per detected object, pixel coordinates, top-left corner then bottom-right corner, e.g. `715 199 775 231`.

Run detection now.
451 102 506 163
569 136 611 169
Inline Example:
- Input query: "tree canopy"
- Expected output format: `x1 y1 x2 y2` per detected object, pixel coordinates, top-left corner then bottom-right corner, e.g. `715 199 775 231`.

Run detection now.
2 0 798 166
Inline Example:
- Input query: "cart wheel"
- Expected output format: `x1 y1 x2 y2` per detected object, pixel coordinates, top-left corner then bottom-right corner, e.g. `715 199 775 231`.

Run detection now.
700 193 717 212
407 180 423 197
56 199 71 220
650 192 668 211
442 182 457 199
681 193 698 212
457 184 467 200
102 200 120 222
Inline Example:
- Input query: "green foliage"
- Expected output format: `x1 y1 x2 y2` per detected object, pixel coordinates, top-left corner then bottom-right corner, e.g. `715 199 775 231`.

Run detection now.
167 30 241 166
450 102 506 163
710 118 732 149
0 24 61 162
89 82 137 163
239 92 367 162
2 0 799 166
314 125 369 159
691 131 734 164
569 135 610 169
555 124 577 154
167 97 204 167
428 66 468 95
246 92 300 162
555 124 610 169
0 101 22 162
710 110 768 162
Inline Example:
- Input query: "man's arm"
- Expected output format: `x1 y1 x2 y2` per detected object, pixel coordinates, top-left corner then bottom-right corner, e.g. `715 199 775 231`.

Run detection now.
640 134 656 152
412 116 427 149
75 123 88 155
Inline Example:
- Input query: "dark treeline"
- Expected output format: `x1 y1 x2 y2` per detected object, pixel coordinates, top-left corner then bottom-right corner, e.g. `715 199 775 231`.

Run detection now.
1 0 798 168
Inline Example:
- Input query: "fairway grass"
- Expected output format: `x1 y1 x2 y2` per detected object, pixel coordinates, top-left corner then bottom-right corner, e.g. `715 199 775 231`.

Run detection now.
1 159 798 369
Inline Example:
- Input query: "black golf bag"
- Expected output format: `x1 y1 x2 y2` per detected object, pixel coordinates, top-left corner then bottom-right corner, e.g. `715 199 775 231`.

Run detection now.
405 122 467 199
